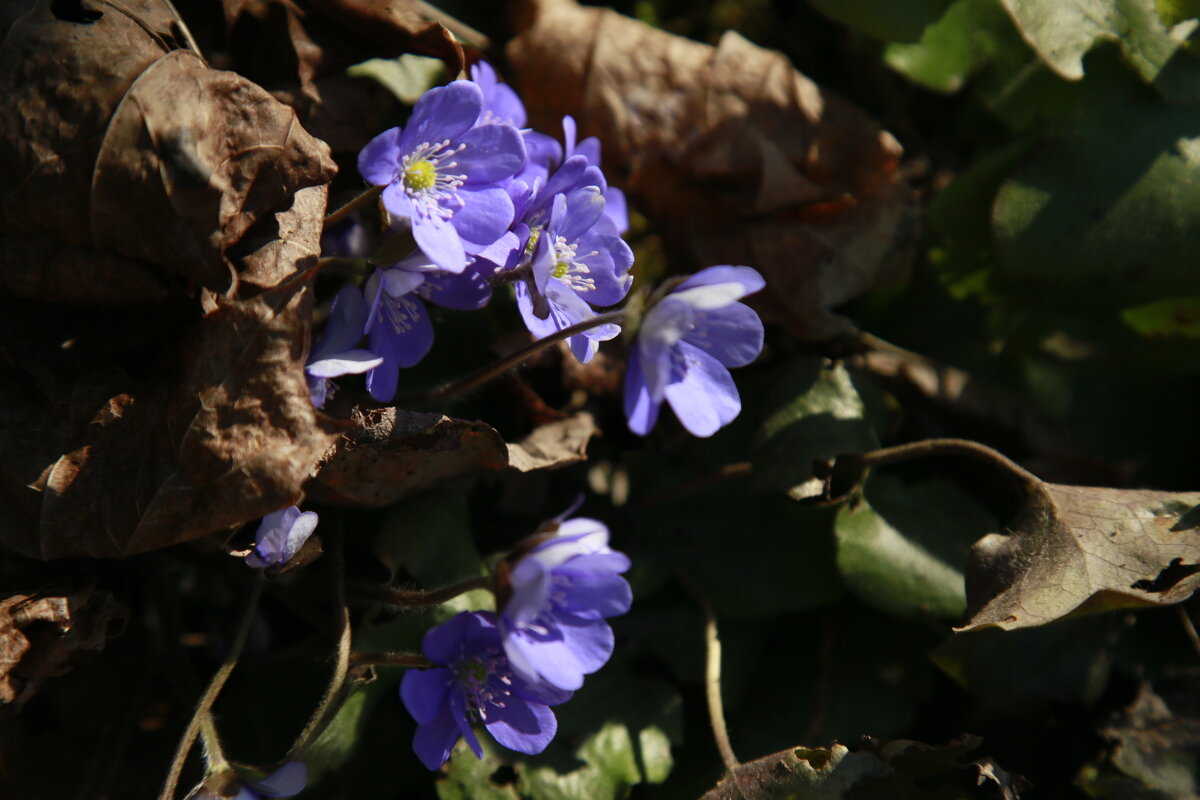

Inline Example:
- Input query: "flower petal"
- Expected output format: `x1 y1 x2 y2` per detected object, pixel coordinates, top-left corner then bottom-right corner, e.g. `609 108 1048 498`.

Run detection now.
683 301 764 368
358 127 402 186
423 612 472 665
401 667 455 724
248 762 307 798
398 81 483 153
421 267 493 311
624 347 662 435
555 567 632 618
558 617 615 675
412 704 464 771
413 214 468 272
281 510 318 563
663 341 742 437
506 557 551 626
305 350 384 378
310 285 369 361
504 631 584 691
457 123 527 184
485 700 556 755
674 265 765 299
452 186 515 250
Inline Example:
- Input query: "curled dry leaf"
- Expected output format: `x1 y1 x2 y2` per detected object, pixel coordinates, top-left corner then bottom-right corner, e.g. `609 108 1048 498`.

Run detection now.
0 0 336 298
0 589 125 710
309 408 597 506
307 407 510 507
507 412 597 473
961 480 1200 632
507 0 919 339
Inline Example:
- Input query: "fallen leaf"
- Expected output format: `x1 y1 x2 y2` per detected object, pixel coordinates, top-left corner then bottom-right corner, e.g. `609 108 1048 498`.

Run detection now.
508 0 919 339
1077 672 1200 798
961 478 1200 631
506 412 597 472
307 407 510 507
0 0 336 294
0 589 125 710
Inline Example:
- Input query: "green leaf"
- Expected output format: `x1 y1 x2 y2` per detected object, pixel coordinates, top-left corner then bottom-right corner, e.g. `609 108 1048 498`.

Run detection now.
999 0 1200 102
835 475 996 619
884 0 1017 92
1121 295 1200 337
302 679 392 783
632 489 844 618
808 0 955 43
375 488 486 588
992 102 1200 308
752 358 879 501
347 55 447 104
932 615 1121 711
437 669 681 800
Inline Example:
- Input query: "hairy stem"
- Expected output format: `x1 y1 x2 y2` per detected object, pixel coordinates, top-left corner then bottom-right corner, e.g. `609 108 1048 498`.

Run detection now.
398 311 626 404
288 529 352 759
198 712 230 773
354 575 492 607
350 651 433 668
323 185 384 230
676 569 739 774
849 438 1042 488
158 575 265 800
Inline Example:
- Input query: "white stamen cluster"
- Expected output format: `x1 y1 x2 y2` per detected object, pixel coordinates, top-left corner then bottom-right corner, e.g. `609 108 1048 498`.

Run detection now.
384 292 420 334
398 139 469 219
550 236 598 292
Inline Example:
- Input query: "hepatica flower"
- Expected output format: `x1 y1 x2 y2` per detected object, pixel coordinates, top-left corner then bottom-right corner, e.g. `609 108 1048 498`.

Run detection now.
626 266 766 437
245 507 318 569
357 80 526 271
401 611 571 770
500 518 631 691
305 285 382 409
362 256 493 402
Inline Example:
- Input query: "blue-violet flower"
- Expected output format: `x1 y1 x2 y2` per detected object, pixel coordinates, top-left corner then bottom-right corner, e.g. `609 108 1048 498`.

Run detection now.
401 611 571 770
245 507 319 569
306 285 383 409
625 266 765 437
357 81 526 272
499 517 631 691
361 256 493 401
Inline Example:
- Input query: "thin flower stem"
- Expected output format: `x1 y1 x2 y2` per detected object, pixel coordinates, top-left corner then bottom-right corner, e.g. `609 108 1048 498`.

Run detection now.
349 651 433 668
353 575 492 607
1178 606 1200 661
158 575 265 800
323 185 384 230
288 528 352 759
850 438 1042 489
399 311 627 404
198 712 230 773
676 569 739 774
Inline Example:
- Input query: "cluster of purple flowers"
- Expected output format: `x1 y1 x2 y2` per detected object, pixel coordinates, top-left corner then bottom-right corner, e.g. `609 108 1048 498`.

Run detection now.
402 517 631 770
347 62 633 401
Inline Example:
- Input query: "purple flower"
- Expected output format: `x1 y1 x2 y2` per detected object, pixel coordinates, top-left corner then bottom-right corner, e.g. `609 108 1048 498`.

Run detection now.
515 188 633 362
499 518 631 692
194 762 307 800
470 61 526 127
625 266 766 437
362 257 493 402
357 81 526 272
246 507 319 568
401 611 571 770
306 285 383 409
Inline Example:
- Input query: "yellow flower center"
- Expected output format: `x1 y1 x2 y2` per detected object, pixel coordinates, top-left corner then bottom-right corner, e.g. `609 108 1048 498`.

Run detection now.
404 160 437 192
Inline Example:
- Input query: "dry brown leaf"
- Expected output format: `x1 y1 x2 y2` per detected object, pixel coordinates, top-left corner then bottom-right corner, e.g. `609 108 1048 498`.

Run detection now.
507 412 597 473
0 589 125 710
307 407 510 507
961 482 1200 631
0 0 336 296
508 0 919 339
